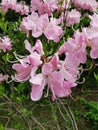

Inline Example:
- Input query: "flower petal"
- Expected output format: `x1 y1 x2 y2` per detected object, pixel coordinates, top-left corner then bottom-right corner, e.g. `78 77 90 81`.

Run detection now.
30 84 43 101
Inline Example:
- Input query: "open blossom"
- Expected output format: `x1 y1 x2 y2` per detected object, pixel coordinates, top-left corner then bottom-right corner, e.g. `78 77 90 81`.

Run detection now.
58 31 87 64
30 61 76 101
82 13 98 59
72 0 98 12
30 0 43 12
25 39 44 56
12 54 41 82
21 13 63 42
90 37 98 59
12 40 43 82
12 37 81 101
20 12 43 37
1 0 16 12
0 36 12 52
30 0 58 16
66 9 81 26
89 13 98 28
1 0 29 15
42 16 63 42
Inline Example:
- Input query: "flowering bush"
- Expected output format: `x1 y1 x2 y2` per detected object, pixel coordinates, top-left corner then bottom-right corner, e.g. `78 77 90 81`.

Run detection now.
0 0 98 102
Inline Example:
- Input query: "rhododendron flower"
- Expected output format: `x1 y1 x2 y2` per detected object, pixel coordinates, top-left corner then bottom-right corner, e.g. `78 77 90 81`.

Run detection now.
60 59 78 82
12 54 42 82
30 55 77 101
39 0 58 16
1 0 16 13
1 0 29 15
58 31 87 64
12 40 43 82
73 0 98 12
0 36 12 52
66 9 81 26
90 37 98 59
30 0 43 12
12 63 33 82
30 0 58 16
89 13 98 28
20 12 43 37
42 16 63 42
24 39 44 56
83 27 98 40
18 3 29 15
21 13 63 42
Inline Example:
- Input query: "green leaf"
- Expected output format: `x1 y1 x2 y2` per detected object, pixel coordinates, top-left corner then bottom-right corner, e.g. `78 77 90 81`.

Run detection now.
94 72 98 80
0 124 4 130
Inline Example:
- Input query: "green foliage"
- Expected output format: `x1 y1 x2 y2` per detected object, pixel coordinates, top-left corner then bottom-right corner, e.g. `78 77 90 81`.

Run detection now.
94 72 98 81
0 124 4 130
77 98 98 130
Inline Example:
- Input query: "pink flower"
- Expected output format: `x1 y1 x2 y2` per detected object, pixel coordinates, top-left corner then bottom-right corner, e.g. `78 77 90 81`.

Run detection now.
30 55 77 101
73 0 98 12
90 37 98 59
12 53 42 82
38 4 52 16
83 27 98 40
89 13 98 28
0 36 12 52
19 4 29 15
43 16 63 42
21 12 43 37
66 9 81 26
12 40 42 82
1 0 29 15
12 63 33 82
1 0 17 12
58 31 87 64
24 39 44 55
30 0 58 16
30 0 43 12
43 0 58 11
21 13 63 42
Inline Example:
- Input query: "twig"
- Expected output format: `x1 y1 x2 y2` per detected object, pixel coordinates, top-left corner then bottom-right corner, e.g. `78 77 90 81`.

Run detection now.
2 94 32 130
56 100 69 130
30 116 46 130
66 104 78 130
5 118 11 128
58 99 75 130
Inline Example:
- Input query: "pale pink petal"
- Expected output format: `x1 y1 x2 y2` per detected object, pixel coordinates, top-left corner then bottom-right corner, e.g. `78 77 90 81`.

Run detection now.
29 74 44 85
12 64 31 81
90 49 98 59
42 63 53 75
24 40 32 53
33 39 44 55
29 54 42 67
51 54 59 66
31 84 43 101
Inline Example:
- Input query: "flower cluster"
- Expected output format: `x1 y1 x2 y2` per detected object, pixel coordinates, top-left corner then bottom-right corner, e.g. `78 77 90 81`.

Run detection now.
1 0 29 15
12 39 77 101
0 0 98 101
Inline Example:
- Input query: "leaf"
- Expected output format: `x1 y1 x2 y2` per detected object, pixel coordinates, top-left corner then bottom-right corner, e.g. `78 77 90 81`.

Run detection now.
0 124 4 130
